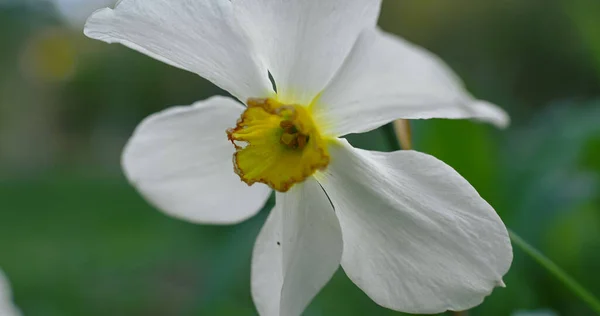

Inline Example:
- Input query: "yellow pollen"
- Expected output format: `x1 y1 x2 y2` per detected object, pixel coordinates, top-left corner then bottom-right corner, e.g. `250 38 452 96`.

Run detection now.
226 98 330 192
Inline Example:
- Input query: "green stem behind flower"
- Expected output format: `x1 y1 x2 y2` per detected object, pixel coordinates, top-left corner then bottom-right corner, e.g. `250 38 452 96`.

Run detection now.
508 230 600 314
392 119 600 315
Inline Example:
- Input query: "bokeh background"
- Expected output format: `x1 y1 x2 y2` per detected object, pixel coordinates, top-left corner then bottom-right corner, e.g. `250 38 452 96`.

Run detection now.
1 0 599 315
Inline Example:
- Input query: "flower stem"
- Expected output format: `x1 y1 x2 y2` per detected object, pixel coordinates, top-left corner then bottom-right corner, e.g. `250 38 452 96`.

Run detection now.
392 119 600 314
393 120 412 150
508 230 600 314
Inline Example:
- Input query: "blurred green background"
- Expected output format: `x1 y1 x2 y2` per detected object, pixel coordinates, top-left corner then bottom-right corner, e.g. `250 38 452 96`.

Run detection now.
1 0 599 315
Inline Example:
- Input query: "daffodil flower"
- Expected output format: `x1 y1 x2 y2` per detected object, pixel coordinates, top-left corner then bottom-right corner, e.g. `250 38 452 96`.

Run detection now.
0 270 21 316
85 0 513 315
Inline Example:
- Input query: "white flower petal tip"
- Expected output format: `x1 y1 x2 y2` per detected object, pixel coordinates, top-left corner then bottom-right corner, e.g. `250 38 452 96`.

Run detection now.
53 0 117 27
83 0 272 102
0 270 21 316
314 28 511 136
469 100 511 129
318 140 513 314
121 96 271 225
497 279 507 288
251 179 342 316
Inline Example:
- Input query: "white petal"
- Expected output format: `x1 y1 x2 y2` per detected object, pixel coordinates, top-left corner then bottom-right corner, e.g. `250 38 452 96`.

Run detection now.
234 0 381 105
314 28 509 137
122 96 271 225
251 178 342 316
84 0 273 102
317 140 513 314
251 203 283 316
0 270 21 316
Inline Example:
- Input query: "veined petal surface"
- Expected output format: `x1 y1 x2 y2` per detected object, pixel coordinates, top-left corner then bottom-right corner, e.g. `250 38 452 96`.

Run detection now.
0 270 21 316
122 96 271 225
314 28 509 137
84 0 273 102
252 178 342 316
234 0 381 105
317 140 512 314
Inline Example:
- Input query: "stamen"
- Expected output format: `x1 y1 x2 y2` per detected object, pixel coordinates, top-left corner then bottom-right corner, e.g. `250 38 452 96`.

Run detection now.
279 119 309 150
297 134 308 149
280 120 295 131
280 132 297 147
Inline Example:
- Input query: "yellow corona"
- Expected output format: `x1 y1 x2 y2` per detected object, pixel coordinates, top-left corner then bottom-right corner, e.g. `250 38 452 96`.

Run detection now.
227 98 330 192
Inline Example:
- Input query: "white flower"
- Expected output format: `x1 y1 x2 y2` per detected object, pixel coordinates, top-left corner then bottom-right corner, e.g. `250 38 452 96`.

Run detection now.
84 0 513 315
0 269 21 316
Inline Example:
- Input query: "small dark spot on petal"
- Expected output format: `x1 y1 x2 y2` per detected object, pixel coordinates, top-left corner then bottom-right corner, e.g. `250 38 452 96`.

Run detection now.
276 241 281 246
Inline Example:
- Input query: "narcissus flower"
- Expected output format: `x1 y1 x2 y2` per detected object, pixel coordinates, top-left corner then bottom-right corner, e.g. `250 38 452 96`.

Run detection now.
85 0 513 315
0 270 21 316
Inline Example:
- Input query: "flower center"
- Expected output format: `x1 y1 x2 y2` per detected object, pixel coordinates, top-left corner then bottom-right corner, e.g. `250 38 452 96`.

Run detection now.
227 98 330 192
